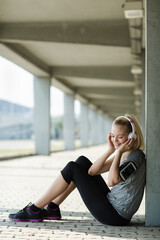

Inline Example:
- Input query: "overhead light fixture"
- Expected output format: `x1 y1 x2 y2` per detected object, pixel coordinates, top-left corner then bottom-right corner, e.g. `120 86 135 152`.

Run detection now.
132 54 142 65
133 89 142 95
123 1 143 19
131 65 142 74
135 100 141 106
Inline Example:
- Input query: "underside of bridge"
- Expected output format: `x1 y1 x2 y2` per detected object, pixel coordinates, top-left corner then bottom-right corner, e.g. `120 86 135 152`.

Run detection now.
0 0 145 119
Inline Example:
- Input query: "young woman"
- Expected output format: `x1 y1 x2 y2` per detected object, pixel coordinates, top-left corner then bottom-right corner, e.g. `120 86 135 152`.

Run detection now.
9 114 146 226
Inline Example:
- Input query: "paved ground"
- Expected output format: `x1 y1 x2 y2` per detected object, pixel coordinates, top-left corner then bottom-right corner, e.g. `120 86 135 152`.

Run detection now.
0 144 160 240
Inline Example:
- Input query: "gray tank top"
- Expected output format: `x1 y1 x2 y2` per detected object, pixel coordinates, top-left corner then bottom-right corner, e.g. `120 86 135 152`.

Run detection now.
107 149 146 220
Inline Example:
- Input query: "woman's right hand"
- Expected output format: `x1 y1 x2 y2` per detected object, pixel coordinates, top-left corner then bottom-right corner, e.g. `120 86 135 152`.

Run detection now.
107 132 115 153
117 138 134 154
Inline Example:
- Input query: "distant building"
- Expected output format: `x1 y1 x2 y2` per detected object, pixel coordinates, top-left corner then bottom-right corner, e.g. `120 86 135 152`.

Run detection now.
0 99 33 139
0 99 65 140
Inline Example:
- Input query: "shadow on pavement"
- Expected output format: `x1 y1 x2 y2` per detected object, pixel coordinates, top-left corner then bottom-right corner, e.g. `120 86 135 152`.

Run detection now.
1 207 155 239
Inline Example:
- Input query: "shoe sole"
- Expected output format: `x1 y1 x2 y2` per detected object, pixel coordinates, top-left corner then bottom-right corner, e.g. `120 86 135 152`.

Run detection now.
43 216 61 220
9 217 42 222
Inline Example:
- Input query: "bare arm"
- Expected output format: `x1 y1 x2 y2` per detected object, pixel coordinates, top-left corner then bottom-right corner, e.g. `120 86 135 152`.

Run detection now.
107 150 122 187
88 150 114 176
88 132 115 176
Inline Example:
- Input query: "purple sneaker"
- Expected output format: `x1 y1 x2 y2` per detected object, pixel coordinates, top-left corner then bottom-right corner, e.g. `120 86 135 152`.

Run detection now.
43 205 61 220
8 203 43 222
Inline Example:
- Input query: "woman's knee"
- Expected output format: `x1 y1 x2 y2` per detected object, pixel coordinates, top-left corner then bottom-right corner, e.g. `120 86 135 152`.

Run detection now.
61 161 76 184
65 161 76 170
75 155 92 170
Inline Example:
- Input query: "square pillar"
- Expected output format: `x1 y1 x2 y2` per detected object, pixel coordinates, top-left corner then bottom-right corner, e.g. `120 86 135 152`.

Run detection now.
141 50 145 138
34 76 51 155
97 112 104 144
102 115 108 143
80 103 89 148
90 109 98 146
105 115 112 137
63 93 75 150
145 0 160 226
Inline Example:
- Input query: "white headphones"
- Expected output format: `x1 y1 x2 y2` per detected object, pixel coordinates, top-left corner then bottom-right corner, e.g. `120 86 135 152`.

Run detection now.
114 116 137 140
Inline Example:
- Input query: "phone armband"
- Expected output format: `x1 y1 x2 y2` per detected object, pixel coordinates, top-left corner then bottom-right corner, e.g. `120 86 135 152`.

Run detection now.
119 161 137 181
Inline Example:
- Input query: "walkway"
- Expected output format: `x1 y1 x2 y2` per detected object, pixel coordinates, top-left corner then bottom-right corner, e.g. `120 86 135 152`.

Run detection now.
0 145 160 240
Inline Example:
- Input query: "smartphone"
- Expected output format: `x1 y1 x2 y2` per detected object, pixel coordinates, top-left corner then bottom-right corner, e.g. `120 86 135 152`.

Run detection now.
119 162 137 181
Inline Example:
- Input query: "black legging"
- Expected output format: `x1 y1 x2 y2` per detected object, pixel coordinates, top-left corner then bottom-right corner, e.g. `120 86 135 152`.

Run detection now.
61 155 130 226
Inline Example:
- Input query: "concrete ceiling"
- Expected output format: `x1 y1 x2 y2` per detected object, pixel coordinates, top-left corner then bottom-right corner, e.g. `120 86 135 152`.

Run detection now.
0 0 145 119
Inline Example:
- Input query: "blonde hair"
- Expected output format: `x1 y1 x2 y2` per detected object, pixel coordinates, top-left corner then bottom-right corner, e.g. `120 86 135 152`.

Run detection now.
114 113 145 151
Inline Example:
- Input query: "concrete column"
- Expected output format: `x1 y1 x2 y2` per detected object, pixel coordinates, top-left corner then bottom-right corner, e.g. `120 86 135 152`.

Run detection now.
102 115 107 143
97 112 104 144
34 76 50 155
105 116 112 135
63 93 74 150
80 103 89 148
90 109 98 145
141 50 145 139
145 0 160 226
103 116 109 143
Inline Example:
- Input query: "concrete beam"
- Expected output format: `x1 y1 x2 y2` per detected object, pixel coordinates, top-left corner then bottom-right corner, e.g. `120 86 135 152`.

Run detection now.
51 76 134 114
77 87 134 96
100 101 135 109
59 77 134 88
51 77 74 95
92 99 135 113
0 20 130 47
51 77 89 105
86 93 134 100
52 66 133 81
0 42 50 77
101 107 135 114
91 99 134 108
107 109 136 118
101 106 135 113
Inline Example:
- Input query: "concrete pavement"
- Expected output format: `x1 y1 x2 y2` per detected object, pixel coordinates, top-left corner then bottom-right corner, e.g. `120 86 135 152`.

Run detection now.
0 144 160 240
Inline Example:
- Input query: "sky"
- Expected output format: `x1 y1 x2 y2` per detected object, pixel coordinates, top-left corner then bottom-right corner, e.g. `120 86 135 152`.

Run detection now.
0 56 80 117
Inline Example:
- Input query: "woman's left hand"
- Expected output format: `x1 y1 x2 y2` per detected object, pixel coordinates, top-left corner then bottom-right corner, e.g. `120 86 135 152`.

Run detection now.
118 138 134 154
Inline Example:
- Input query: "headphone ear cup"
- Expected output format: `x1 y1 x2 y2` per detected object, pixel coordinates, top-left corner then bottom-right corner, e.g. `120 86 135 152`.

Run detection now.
128 132 137 140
